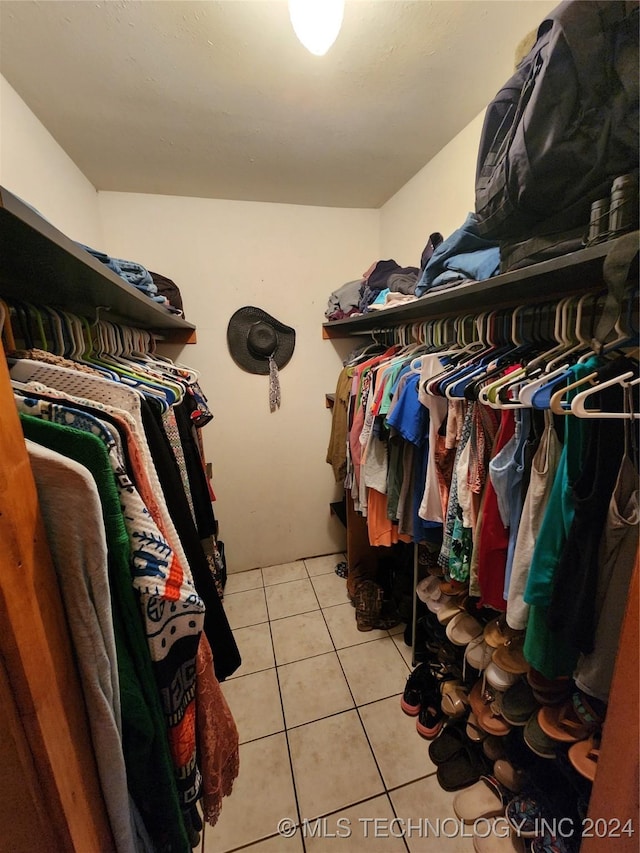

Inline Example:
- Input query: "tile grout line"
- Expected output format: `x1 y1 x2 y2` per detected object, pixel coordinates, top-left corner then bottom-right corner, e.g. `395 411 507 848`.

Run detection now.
264 575 309 853
234 687 415 748
313 580 404 823
310 565 423 853
222 557 426 853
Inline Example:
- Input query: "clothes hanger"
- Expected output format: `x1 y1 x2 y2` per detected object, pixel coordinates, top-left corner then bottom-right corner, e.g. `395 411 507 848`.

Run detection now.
570 370 640 419
575 289 637 364
490 304 556 407
41 306 66 356
548 367 600 415
425 310 495 398
546 293 638 413
514 294 601 407
410 315 478 375
478 306 531 407
19 303 49 351
548 351 637 415
435 311 501 399
456 308 532 401
68 314 122 379
84 318 176 407
544 293 596 371
11 302 36 349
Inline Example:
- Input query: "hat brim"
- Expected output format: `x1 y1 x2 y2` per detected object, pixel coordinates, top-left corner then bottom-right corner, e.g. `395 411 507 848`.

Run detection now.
227 306 296 375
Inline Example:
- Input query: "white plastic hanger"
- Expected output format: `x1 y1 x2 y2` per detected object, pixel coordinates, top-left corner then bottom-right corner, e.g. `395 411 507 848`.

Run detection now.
570 370 640 419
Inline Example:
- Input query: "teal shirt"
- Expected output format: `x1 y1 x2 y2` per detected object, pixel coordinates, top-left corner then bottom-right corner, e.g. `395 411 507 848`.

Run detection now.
522 359 599 679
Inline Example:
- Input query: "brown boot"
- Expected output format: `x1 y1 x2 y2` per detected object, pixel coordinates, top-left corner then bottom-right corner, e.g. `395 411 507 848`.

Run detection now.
354 580 383 631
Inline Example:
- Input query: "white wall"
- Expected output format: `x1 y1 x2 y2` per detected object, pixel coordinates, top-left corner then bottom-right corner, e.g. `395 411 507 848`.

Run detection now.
98 191 379 572
0 75 103 246
380 111 485 263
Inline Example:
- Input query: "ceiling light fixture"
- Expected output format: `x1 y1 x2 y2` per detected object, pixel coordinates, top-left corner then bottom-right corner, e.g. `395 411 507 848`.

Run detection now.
288 0 344 56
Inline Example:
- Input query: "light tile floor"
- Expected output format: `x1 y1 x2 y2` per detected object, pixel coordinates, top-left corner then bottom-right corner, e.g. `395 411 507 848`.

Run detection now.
203 554 474 853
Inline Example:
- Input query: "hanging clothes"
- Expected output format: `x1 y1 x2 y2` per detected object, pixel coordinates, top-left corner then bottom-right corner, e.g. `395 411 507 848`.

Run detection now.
327 293 639 699
20 414 190 853
7 311 241 851
26 439 148 853
16 394 205 811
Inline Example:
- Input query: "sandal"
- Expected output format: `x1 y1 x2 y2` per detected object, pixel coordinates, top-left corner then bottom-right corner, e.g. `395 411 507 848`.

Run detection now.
501 679 539 727
465 636 494 673
439 578 468 597
416 576 442 603
492 634 529 674
478 698 512 736
526 669 572 706
531 831 571 852
446 611 484 646
485 661 520 692
334 560 348 579
505 795 546 838
537 691 604 743
482 735 507 762
453 775 508 823
441 680 470 718
493 759 526 793
428 720 468 764
472 831 526 853
483 616 521 648
568 732 601 782
524 713 559 759
437 742 490 792
469 678 495 718
418 542 441 575
466 711 487 743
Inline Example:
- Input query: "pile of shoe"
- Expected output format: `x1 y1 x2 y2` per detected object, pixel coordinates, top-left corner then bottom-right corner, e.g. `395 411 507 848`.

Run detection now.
401 580 606 845
428 721 592 852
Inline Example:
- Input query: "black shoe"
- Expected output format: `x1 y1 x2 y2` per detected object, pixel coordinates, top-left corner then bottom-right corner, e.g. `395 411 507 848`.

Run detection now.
400 663 437 716
416 697 445 739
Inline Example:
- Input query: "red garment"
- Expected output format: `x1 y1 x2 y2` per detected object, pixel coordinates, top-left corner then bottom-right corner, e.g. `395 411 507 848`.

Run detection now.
476 410 516 610
196 635 239 826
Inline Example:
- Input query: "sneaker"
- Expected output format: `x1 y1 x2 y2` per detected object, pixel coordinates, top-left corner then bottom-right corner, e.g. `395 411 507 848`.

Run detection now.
401 663 437 716
416 699 445 739
334 560 348 579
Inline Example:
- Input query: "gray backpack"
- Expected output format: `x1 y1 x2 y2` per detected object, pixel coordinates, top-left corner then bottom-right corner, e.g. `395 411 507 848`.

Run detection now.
475 0 639 247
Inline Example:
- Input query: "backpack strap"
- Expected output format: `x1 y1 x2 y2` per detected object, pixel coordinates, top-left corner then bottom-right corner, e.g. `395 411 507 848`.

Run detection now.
591 231 639 352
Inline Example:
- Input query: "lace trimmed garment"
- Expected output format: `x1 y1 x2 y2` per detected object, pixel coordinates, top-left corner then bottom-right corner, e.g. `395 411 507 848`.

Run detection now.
196 635 239 826
10 347 106 375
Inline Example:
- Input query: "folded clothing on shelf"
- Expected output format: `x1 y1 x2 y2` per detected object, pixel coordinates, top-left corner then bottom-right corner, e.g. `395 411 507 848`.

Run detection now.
77 243 176 308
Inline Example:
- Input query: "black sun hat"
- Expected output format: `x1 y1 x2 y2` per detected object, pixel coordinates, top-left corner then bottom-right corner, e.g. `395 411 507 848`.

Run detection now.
227 306 296 411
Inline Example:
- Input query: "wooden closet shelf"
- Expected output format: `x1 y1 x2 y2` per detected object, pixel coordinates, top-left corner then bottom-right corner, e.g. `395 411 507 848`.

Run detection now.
0 186 197 344
322 233 639 338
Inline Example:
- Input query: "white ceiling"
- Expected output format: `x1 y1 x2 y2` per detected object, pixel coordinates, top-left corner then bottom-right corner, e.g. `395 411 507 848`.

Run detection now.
0 0 557 208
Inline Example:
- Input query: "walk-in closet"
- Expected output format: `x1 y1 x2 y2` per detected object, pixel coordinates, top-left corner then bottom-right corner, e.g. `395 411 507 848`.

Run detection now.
0 2 637 853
